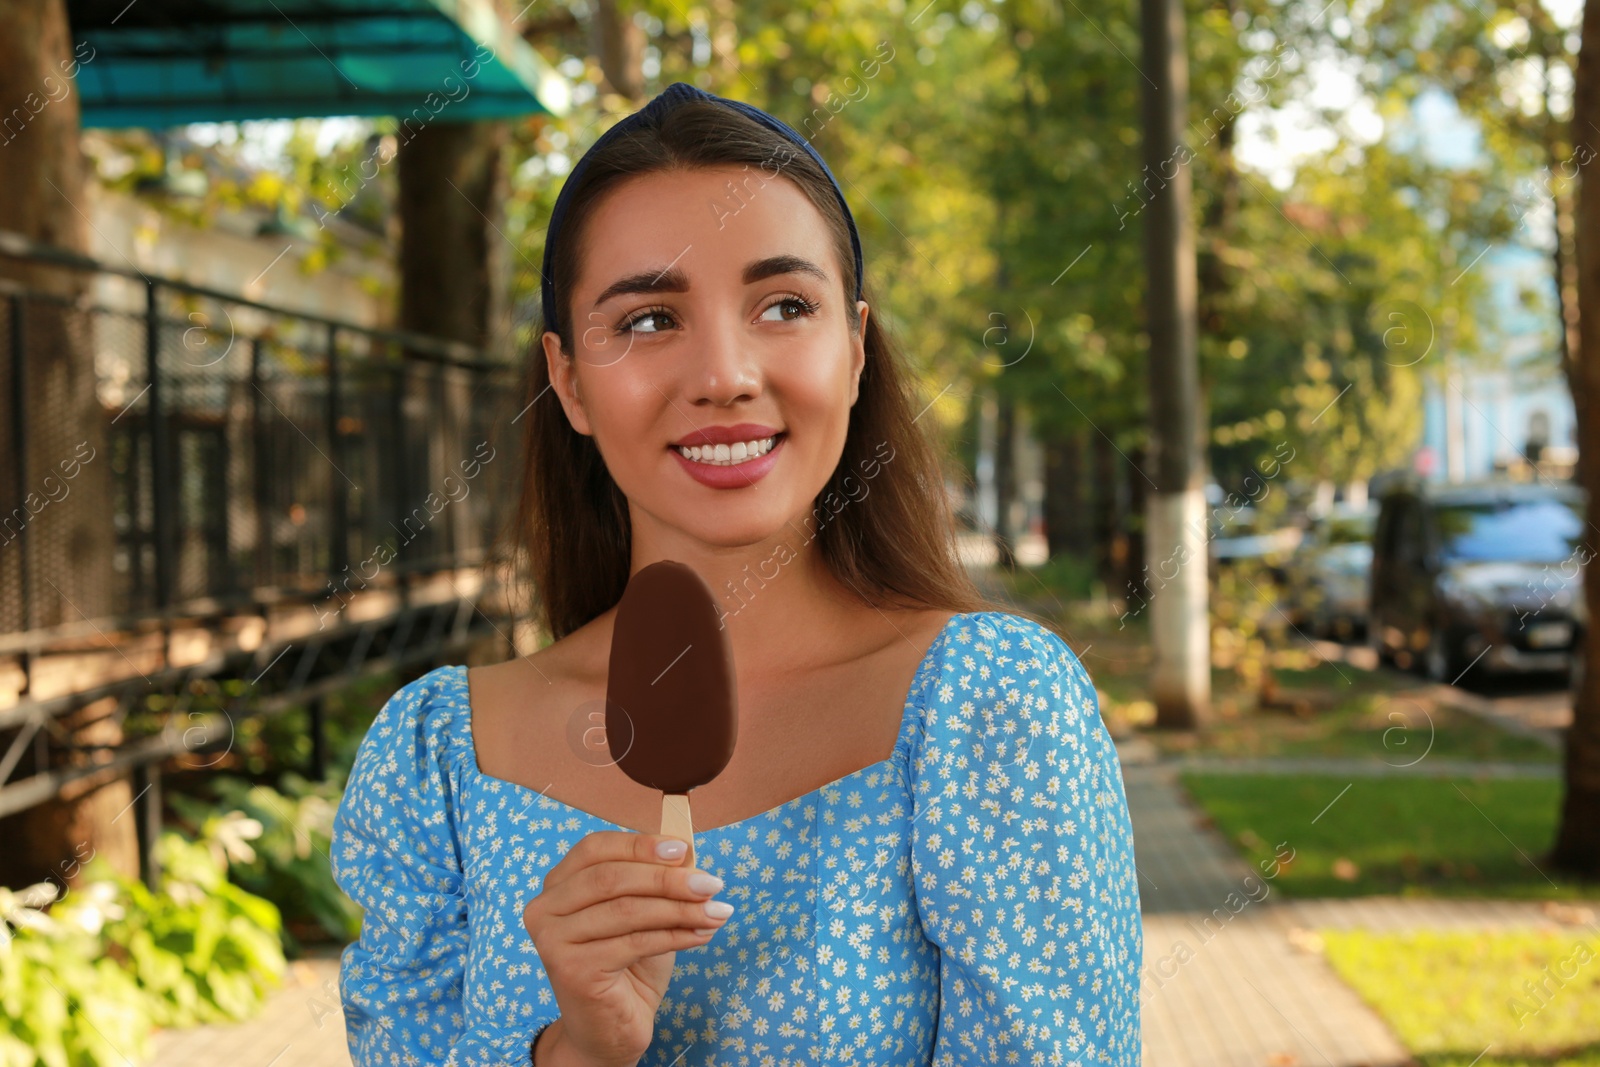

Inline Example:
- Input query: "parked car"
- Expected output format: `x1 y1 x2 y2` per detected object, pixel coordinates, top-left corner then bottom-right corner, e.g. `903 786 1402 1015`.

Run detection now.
1369 479 1586 681
1285 505 1376 640
1208 505 1303 572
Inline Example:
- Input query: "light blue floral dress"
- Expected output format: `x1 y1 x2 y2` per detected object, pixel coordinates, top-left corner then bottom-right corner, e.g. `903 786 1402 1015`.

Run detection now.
330 610 1142 1066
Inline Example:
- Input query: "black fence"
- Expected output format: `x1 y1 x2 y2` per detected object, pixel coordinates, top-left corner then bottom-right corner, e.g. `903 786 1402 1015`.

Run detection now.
1 230 527 635
0 231 534 865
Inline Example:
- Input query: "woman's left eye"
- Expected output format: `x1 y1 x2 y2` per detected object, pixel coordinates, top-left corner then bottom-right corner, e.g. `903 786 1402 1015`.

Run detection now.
758 295 820 322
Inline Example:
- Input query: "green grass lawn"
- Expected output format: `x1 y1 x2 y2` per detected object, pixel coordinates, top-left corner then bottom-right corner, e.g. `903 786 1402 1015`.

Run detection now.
1156 691 1558 764
1181 773 1598 900
1320 929 1600 1066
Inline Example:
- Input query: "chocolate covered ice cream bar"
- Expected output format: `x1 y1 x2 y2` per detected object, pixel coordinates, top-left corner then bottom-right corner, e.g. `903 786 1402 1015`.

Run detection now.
606 560 738 867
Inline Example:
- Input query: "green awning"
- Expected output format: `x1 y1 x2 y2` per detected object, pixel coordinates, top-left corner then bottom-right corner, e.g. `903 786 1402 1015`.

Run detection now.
67 0 571 128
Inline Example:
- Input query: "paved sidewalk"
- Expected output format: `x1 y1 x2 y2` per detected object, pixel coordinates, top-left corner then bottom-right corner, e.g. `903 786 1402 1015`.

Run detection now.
1126 762 1411 1067
148 949 350 1067
1438 685 1568 750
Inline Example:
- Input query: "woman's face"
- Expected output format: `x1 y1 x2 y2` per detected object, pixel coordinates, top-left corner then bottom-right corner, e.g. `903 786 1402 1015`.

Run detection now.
544 164 869 553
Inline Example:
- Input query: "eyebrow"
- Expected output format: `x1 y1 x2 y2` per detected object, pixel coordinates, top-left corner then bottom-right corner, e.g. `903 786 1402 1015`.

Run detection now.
591 254 831 307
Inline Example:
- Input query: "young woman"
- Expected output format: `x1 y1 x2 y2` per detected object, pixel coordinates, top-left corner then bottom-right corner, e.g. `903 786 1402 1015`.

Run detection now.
331 81 1142 1067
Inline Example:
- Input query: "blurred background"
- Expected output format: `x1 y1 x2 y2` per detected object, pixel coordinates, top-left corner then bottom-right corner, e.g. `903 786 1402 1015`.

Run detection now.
1 1 1598 1065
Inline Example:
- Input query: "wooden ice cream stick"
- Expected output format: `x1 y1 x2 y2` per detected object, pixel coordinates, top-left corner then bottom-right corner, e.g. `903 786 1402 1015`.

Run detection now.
661 793 695 869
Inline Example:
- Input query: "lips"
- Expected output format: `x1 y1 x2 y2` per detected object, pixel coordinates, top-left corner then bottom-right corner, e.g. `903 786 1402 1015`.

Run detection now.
669 431 786 489
670 423 783 448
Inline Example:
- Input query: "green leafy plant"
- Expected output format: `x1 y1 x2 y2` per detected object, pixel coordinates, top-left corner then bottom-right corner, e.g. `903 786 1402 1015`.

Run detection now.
0 884 150 1067
101 830 286 1027
0 817 286 1066
173 774 363 950
1211 558 1293 711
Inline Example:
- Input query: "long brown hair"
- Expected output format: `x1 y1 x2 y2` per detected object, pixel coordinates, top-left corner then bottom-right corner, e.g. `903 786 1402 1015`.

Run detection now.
508 97 1008 640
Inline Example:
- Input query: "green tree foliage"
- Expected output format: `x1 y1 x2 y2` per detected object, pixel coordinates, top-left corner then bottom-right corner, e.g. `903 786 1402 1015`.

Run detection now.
1212 136 1490 486
1344 0 1583 388
146 0 1527 496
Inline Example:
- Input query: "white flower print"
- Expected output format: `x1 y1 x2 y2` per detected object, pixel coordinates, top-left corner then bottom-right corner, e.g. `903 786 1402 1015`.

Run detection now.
330 612 1141 1067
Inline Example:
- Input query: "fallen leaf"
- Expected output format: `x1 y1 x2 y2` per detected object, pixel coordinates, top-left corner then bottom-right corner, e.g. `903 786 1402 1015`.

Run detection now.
1285 927 1324 955
1541 900 1597 926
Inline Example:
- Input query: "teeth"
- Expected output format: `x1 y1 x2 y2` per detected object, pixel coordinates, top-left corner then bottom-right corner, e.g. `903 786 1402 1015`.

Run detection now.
675 436 778 466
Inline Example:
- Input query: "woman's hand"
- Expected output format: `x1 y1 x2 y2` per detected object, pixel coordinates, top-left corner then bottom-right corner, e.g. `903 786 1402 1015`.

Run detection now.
523 833 733 1067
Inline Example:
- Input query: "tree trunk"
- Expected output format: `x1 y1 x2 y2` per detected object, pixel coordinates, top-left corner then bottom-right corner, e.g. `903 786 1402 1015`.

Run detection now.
990 188 1017 571
1092 433 1122 592
1126 443 1149 588
1140 0 1211 728
1042 427 1086 559
1546 28 1586 490
993 394 1018 570
396 120 509 562
0 0 133 888
591 0 644 101
1553 0 1600 876
397 122 510 352
0 0 86 265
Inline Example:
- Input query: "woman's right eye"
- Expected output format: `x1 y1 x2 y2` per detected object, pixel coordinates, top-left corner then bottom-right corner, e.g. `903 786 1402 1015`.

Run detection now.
618 307 677 334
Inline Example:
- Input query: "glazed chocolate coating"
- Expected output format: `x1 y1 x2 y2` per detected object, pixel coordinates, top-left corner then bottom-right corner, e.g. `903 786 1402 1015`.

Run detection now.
605 561 738 794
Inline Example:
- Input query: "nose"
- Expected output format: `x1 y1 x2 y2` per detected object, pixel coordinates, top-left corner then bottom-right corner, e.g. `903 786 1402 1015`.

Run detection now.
687 303 761 407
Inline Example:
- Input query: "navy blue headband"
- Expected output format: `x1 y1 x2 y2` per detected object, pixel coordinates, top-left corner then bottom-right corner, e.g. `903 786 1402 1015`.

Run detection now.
539 81 865 337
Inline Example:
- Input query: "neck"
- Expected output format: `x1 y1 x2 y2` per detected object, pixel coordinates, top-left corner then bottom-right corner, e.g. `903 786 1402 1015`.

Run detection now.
628 515 859 671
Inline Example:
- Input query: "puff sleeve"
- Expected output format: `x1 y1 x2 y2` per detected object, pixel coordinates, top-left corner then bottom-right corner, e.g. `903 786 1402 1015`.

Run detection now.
330 670 551 1066
909 613 1142 1066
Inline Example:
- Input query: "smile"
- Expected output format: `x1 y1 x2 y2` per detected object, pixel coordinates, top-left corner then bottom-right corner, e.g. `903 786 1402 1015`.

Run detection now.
674 435 780 466
668 432 787 489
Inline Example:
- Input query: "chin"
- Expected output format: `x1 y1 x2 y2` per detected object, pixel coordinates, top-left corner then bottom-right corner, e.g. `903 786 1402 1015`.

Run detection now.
675 509 801 550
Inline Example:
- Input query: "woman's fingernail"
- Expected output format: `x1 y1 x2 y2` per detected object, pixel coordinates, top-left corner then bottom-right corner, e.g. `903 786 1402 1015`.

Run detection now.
694 927 716 935
687 871 724 895
703 899 734 919
657 839 687 860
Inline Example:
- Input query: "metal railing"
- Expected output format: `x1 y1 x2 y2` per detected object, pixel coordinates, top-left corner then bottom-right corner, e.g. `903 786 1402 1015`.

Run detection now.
0 230 534 881
1 229 524 634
